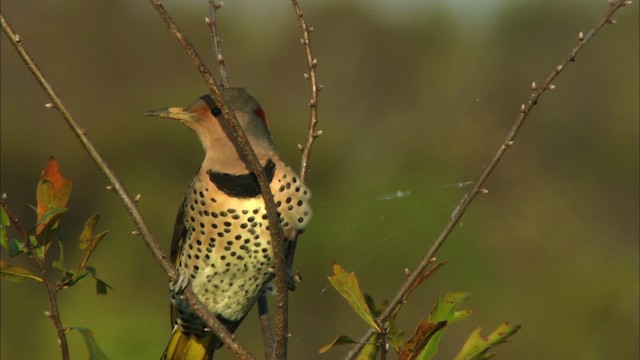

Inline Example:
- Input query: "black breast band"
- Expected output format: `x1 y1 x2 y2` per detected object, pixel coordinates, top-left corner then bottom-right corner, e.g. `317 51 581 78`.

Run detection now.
207 159 276 198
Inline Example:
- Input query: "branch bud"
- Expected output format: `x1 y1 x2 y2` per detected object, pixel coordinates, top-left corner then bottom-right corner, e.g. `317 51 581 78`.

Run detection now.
578 31 585 42
546 84 556 90
44 103 56 109
520 104 526 113
134 194 142 203
607 18 617 24
131 230 140 235
555 64 563 73
531 81 537 91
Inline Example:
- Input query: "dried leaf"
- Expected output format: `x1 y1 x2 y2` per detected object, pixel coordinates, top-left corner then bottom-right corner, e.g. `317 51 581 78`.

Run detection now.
0 260 43 282
398 319 446 360
453 322 521 360
328 263 381 332
73 327 110 360
36 157 71 234
404 261 449 303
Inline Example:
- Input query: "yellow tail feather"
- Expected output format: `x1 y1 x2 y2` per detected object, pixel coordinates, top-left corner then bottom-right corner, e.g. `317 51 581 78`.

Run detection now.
162 328 218 360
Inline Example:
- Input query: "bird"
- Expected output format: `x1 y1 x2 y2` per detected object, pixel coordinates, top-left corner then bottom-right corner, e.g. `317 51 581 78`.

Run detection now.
146 88 312 359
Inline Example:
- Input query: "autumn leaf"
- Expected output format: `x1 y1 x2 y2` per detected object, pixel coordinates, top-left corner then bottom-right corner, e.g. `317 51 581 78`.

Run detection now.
36 157 71 234
328 263 381 332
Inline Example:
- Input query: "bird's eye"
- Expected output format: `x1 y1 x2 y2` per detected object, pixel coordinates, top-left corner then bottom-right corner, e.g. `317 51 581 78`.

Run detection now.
211 107 222 117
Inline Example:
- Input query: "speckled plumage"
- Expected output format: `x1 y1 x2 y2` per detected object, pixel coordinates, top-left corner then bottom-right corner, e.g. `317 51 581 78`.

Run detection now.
148 89 312 360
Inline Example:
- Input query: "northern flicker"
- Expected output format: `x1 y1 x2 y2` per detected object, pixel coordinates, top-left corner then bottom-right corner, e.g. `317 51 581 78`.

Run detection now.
147 88 312 359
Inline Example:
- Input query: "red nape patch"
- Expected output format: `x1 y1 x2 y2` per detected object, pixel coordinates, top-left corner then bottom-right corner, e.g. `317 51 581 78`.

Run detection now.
254 108 269 127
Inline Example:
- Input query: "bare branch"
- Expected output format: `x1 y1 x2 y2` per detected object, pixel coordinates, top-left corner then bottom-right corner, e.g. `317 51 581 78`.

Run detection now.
147 1 291 358
343 1 632 358
206 0 230 87
0 13 255 360
291 0 321 182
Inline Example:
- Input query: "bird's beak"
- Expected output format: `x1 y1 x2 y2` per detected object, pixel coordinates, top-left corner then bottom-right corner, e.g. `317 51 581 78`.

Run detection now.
145 107 198 122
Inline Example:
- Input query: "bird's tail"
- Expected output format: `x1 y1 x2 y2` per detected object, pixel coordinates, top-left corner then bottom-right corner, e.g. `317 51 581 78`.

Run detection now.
161 327 221 360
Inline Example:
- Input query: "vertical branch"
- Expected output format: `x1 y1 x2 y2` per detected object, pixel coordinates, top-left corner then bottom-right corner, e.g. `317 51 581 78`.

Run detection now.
0 200 69 360
147 2 290 358
206 0 230 88
343 0 633 358
0 13 256 360
291 0 321 182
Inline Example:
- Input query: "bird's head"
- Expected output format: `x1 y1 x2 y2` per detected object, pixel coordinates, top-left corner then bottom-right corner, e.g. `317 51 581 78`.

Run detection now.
147 88 276 172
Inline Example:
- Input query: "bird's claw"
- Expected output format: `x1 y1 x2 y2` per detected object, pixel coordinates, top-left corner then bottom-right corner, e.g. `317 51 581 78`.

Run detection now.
170 271 190 298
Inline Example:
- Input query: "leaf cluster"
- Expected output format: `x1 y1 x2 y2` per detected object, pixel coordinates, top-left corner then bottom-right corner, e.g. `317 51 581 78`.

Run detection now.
322 263 520 359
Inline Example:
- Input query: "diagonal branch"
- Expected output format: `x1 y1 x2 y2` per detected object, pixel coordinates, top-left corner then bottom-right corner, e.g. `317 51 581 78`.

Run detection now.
0 13 255 360
343 1 632 358
147 1 290 358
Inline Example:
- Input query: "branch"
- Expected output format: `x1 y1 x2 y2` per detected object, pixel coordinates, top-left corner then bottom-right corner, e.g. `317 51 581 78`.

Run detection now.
343 1 632 358
291 0 321 182
206 0 230 88
1 198 69 360
147 2 291 358
0 13 255 360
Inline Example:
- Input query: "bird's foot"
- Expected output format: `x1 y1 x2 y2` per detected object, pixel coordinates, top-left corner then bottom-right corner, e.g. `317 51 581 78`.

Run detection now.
169 270 190 298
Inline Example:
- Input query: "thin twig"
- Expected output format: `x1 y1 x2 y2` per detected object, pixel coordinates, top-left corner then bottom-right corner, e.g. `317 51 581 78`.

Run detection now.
206 0 230 87
258 294 275 359
147 2 291 358
0 13 255 360
291 0 321 182
1 200 69 360
343 1 632 358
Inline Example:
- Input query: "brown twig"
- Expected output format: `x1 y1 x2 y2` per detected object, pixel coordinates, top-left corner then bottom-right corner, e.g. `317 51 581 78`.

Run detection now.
343 1 632 358
0 13 255 360
291 0 321 182
147 1 291 359
1 198 69 360
206 0 230 88
258 295 275 359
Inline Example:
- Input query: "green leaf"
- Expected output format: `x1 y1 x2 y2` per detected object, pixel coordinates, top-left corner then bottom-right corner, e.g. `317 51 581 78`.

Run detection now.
328 263 381 332
8 238 26 257
0 206 9 249
453 322 521 360
77 213 109 271
355 334 380 360
36 157 72 235
319 335 359 354
417 292 474 360
430 292 473 323
72 327 110 360
0 260 43 282
95 278 110 296
386 320 405 353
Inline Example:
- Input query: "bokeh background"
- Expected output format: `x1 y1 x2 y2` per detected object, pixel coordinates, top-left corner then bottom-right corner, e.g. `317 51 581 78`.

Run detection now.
1 1 638 359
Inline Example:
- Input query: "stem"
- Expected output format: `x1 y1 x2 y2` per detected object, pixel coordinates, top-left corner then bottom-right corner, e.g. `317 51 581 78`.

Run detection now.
343 1 631 358
207 0 230 88
291 0 321 182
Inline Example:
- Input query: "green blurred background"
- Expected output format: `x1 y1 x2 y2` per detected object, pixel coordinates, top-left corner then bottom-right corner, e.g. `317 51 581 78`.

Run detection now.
1 1 638 359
